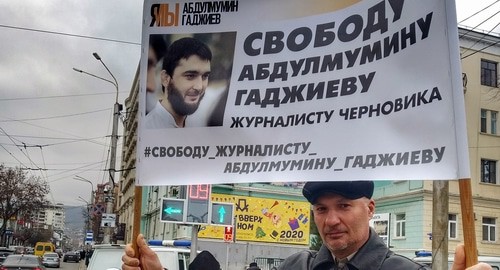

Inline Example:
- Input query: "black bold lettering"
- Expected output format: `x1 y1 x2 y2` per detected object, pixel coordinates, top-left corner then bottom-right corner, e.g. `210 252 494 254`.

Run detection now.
338 15 363 42
244 32 263 56
287 27 313 52
264 31 285 54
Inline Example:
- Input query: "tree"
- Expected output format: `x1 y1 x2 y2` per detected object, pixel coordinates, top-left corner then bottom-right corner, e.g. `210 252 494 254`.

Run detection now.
16 227 53 247
0 165 50 246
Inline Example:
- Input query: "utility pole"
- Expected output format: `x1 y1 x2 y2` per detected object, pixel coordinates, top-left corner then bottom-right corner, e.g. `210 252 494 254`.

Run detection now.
75 175 96 242
432 180 449 270
104 100 120 244
93 52 120 244
73 52 120 244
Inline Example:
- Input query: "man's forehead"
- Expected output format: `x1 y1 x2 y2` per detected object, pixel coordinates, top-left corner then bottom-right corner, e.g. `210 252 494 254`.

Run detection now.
313 192 353 204
175 55 211 72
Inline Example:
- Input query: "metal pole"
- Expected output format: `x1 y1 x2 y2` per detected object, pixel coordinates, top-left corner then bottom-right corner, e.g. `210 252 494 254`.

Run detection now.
74 52 120 244
432 180 449 270
77 197 92 233
190 225 199 264
74 176 95 206
225 243 229 270
104 101 120 244
94 52 119 244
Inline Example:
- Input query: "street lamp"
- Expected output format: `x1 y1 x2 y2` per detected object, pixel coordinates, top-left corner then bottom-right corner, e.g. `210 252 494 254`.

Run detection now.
92 52 119 103
77 196 89 204
74 176 95 235
73 52 121 244
77 197 92 233
72 68 117 92
74 175 95 205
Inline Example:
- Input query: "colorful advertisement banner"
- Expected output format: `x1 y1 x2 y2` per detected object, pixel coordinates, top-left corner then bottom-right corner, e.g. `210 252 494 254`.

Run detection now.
137 0 469 185
198 194 310 245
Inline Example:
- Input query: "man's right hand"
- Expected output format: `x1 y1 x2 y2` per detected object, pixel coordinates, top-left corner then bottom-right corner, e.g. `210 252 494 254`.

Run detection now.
450 244 492 270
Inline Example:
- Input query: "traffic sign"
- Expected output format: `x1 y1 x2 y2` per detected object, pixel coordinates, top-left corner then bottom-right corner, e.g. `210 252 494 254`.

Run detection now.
93 204 105 215
85 231 93 240
101 213 116 227
224 226 233 242
210 202 234 226
160 198 186 223
186 184 211 224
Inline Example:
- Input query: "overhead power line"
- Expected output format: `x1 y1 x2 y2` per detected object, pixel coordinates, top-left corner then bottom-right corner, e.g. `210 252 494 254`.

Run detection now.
461 21 500 56
0 24 140 46
0 126 44 171
0 91 124 102
459 9 500 39
458 1 500 59
462 39 500 59
458 0 500 24
0 108 111 123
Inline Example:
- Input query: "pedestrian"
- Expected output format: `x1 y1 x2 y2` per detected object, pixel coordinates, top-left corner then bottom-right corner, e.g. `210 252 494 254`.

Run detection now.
189 250 220 270
85 248 93 267
248 262 261 270
121 181 493 270
279 181 422 269
278 181 491 270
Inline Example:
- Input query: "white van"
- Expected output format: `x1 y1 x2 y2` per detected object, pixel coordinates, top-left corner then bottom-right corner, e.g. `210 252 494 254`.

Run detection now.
86 244 192 270
413 255 500 269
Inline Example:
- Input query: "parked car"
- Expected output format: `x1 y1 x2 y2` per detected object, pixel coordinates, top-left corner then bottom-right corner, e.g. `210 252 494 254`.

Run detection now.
34 242 55 257
42 252 60 268
0 254 46 270
86 244 192 270
413 254 500 269
62 251 80 263
0 247 14 264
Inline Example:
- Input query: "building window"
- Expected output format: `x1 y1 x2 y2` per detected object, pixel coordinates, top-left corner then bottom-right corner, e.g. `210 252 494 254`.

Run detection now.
481 109 487 133
480 109 498 134
449 214 458 239
482 217 496 242
395 213 406 238
481 159 497 184
481 59 498 87
492 111 498 135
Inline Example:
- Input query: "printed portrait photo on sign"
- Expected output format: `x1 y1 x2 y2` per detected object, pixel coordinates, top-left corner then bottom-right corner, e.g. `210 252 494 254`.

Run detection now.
145 32 236 129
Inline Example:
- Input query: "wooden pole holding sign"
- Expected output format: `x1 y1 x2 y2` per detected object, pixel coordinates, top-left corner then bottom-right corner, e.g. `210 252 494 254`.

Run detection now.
458 178 478 267
132 186 142 257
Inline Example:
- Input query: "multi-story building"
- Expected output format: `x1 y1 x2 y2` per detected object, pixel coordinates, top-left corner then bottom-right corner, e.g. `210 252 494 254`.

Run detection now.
115 68 140 244
370 27 500 258
32 203 65 246
33 203 65 231
117 26 500 266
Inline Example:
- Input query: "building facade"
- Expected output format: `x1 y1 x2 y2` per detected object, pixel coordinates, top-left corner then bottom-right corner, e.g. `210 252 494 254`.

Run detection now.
371 27 500 258
33 203 65 231
32 203 65 247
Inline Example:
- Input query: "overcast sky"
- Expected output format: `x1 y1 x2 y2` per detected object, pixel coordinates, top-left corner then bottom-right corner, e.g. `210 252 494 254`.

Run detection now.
0 0 498 207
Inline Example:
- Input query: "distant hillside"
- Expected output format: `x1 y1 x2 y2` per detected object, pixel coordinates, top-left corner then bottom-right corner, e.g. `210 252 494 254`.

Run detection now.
64 205 86 232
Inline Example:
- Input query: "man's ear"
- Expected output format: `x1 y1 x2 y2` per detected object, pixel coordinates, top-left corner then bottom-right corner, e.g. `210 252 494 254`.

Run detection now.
160 70 171 92
368 199 375 219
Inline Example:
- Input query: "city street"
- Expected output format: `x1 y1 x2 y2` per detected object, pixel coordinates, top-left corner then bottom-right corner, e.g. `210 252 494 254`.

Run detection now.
46 260 86 270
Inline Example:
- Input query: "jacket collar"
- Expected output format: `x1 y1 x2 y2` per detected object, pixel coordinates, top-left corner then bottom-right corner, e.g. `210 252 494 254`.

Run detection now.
311 228 389 270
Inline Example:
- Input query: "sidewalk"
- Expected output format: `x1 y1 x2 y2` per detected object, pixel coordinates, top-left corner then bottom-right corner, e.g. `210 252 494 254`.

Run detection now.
78 260 86 270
